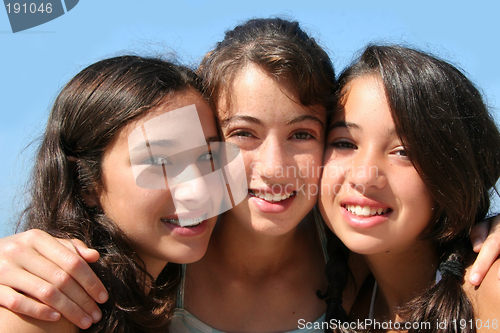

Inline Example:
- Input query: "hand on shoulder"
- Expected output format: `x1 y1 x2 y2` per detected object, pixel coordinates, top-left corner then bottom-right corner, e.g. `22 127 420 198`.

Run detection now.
464 257 500 332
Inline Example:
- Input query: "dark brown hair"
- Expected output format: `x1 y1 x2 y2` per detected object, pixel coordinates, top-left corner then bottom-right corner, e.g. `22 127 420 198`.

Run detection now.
324 45 500 332
20 55 204 332
198 17 336 117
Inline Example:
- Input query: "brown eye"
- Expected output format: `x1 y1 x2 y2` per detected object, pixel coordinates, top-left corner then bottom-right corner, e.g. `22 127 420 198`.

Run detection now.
392 148 408 157
235 131 252 137
331 141 356 150
293 132 313 140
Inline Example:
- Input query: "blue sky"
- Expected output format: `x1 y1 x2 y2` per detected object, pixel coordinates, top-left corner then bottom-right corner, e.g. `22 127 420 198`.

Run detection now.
1 0 499 236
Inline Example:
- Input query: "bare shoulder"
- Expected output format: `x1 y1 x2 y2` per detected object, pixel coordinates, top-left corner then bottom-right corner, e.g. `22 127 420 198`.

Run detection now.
0 307 78 333
464 257 500 331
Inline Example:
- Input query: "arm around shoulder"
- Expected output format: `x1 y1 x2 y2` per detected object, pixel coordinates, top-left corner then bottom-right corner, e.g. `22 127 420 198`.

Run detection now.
466 257 500 331
0 306 78 333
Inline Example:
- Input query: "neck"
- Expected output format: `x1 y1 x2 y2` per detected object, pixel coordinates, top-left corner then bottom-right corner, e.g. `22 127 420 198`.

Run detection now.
363 240 439 320
202 210 318 278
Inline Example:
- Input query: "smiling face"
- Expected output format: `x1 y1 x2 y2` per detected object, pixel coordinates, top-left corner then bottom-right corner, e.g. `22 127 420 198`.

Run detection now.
319 75 435 255
217 64 326 236
97 89 219 277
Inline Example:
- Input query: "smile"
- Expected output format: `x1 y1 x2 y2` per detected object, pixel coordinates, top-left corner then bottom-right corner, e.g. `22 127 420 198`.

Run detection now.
343 204 391 217
161 213 208 227
249 190 295 203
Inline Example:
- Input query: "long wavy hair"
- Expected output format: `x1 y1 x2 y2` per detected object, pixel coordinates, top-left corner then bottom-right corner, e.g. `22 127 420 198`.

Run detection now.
19 55 205 332
198 17 337 117
323 45 500 332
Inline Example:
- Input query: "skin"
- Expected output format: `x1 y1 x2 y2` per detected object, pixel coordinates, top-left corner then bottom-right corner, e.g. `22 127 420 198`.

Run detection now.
182 64 329 332
0 89 220 332
1 59 500 329
320 75 500 328
320 75 436 256
97 90 220 277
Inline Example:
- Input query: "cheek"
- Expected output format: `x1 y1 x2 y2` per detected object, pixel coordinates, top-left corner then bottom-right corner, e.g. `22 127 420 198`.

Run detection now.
396 174 435 229
319 161 343 217
103 187 171 221
321 151 347 189
242 152 256 178
296 150 323 180
412 185 435 221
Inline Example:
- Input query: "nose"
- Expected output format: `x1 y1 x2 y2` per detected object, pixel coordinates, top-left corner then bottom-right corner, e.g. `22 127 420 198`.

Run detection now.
346 147 387 191
252 136 287 181
170 163 211 209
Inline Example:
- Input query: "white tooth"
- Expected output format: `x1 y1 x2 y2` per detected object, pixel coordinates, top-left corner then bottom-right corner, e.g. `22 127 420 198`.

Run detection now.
273 194 281 201
263 193 271 201
179 213 207 227
361 206 370 216
355 205 363 215
163 218 180 226
370 208 377 215
377 208 383 214
281 194 288 200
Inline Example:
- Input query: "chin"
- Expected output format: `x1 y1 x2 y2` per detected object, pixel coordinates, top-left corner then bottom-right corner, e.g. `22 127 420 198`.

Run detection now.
249 219 299 236
168 240 211 264
337 234 386 255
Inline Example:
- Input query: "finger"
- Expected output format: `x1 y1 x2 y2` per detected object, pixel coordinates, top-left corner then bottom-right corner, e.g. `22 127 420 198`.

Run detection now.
29 232 109 304
20 245 106 320
0 285 61 322
491 216 500 281
469 219 500 286
0 265 94 329
58 239 100 263
0 231 104 322
470 219 490 252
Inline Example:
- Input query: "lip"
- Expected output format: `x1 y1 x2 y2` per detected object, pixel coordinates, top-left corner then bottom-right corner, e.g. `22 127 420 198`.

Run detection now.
162 209 210 221
162 218 211 236
340 197 392 229
248 189 296 214
249 187 295 195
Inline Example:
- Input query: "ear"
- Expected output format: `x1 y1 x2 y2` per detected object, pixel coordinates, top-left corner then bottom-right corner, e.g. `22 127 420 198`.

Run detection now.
67 156 102 209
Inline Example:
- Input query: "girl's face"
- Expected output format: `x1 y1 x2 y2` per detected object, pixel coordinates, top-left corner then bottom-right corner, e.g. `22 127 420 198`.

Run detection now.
218 64 326 236
97 89 219 277
319 75 435 255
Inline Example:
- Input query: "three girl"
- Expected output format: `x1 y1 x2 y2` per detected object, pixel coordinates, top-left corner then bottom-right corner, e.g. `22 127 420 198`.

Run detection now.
0 19 500 333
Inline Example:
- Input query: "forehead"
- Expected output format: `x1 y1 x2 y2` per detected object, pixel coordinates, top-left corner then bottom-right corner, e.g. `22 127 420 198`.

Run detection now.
328 75 397 136
218 64 326 121
336 76 387 117
129 104 208 156
113 89 216 147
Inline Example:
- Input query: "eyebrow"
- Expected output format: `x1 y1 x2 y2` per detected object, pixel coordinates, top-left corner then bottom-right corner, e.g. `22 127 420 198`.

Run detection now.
220 115 263 128
205 136 220 143
329 121 398 139
130 139 178 153
130 136 219 153
220 114 324 128
328 121 360 132
285 115 324 127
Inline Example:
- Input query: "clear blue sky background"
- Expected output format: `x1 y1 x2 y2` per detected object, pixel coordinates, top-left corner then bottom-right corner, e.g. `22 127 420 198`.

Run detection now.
1 0 499 237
